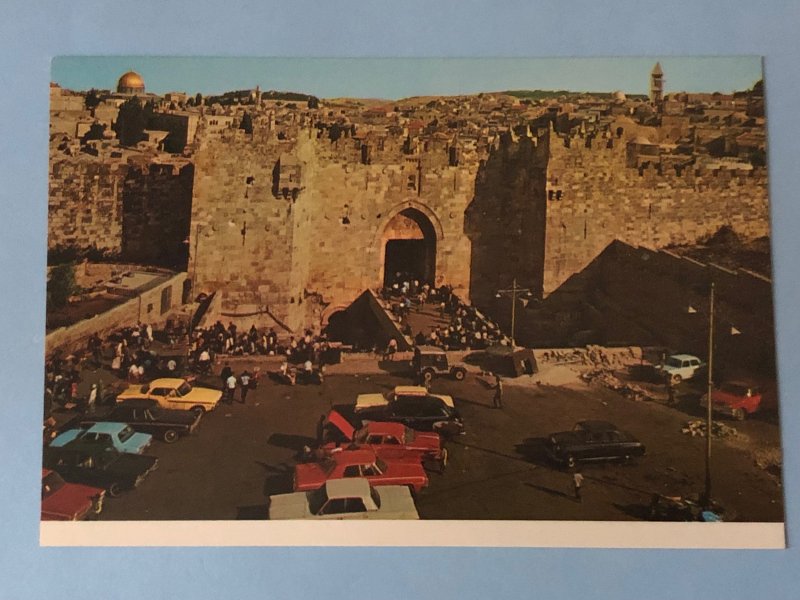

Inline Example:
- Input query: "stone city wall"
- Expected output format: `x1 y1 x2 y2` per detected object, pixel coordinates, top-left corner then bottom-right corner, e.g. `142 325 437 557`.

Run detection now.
543 126 769 294
121 160 194 269
48 157 125 253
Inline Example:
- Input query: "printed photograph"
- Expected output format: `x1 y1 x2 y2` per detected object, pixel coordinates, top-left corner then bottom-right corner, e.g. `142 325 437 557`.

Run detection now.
42 57 781 528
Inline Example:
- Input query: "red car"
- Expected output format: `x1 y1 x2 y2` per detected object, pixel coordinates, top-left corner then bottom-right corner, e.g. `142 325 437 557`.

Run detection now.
315 410 448 471
41 468 105 521
294 448 429 494
702 381 768 420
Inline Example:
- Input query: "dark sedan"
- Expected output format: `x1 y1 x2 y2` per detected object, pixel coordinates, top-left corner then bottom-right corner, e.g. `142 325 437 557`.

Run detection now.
81 400 200 443
43 444 158 497
545 420 645 468
358 395 464 438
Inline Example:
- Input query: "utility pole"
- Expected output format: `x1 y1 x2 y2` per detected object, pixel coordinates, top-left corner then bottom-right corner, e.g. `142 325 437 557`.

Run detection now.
496 278 533 348
704 281 715 506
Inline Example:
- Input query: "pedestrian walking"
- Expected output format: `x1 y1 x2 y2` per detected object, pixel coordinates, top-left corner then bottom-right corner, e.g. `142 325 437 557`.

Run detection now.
573 472 584 502
384 337 398 361
225 373 237 404
239 370 251 404
492 373 504 409
220 363 233 390
87 383 98 414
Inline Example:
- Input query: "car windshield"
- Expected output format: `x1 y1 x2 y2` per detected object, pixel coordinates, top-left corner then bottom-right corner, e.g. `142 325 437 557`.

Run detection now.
308 487 328 515
375 457 388 473
117 426 135 443
403 428 416 444
666 357 683 368
720 383 752 396
177 382 192 396
42 471 65 498
370 486 381 509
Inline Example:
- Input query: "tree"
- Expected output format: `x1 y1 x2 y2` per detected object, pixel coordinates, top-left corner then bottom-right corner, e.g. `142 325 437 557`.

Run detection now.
114 97 148 146
195 92 203 106
84 89 101 110
81 122 106 143
47 263 78 309
240 112 253 134
307 96 319 109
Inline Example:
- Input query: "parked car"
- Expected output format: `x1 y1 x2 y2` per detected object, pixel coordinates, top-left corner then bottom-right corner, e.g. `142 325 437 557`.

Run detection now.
269 478 419 520
701 380 764 420
356 391 464 438
50 422 153 455
545 420 645 467
412 345 467 382
43 444 158 497
655 354 705 384
355 385 455 411
115 377 221 416
80 400 200 443
41 469 105 521
294 448 429 494
312 410 448 471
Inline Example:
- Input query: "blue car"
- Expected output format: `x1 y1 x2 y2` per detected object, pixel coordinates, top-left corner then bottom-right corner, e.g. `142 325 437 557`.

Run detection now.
51 422 153 455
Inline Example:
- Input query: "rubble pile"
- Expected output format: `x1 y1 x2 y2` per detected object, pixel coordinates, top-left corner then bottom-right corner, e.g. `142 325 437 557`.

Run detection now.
753 447 782 477
681 419 739 438
541 345 641 368
581 367 658 402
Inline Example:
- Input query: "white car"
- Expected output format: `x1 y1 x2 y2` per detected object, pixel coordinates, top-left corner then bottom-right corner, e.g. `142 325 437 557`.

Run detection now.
355 385 455 412
268 478 419 520
657 354 705 384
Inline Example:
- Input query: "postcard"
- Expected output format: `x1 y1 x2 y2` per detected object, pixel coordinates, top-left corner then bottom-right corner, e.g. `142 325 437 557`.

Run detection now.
40 57 783 548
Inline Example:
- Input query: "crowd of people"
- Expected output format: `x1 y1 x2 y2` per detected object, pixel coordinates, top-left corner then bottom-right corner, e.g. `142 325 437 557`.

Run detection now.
188 321 335 370
44 321 171 411
380 277 507 352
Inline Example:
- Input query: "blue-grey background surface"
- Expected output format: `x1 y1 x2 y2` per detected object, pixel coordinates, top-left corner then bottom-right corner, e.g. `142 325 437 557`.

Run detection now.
1 1 798 598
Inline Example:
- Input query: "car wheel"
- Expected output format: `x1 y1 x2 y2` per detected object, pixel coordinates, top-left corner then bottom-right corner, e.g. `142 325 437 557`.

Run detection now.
163 429 179 443
733 408 745 421
566 455 576 469
107 482 123 498
453 369 465 381
671 374 682 385
191 406 206 417
422 369 434 383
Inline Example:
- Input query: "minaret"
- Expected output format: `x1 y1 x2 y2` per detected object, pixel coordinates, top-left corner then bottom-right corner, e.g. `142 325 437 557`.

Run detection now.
650 62 664 109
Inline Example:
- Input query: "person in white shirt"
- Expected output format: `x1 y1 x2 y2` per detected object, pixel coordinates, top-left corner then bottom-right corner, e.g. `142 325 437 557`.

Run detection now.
225 374 237 403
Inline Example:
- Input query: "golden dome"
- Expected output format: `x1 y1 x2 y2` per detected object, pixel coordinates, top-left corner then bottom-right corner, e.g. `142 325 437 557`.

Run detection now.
117 71 145 93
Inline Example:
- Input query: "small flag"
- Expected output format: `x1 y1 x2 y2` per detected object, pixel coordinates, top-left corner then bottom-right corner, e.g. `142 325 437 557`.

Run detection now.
730 326 741 335
688 306 698 314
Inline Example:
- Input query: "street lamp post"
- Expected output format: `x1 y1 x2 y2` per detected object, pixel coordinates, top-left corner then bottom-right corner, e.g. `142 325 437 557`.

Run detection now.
703 281 715 506
495 278 533 348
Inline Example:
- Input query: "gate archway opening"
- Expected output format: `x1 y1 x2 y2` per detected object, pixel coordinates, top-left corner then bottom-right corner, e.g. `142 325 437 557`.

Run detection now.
380 207 437 288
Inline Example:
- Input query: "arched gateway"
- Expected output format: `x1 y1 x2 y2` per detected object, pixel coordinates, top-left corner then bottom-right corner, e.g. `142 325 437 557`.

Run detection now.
376 204 442 288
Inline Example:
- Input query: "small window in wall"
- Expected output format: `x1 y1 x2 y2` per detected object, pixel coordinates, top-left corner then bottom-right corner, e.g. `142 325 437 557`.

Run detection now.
407 175 416 190
147 303 154 313
160 286 172 315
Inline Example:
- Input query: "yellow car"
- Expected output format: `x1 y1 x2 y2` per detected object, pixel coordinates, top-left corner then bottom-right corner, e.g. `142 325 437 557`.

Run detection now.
115 378 221 416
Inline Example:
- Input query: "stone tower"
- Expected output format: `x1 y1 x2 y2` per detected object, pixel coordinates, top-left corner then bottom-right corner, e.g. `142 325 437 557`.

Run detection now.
650 62 664 109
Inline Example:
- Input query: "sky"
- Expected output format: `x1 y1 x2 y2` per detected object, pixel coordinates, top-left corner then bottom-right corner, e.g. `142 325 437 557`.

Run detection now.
52 56 763 99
